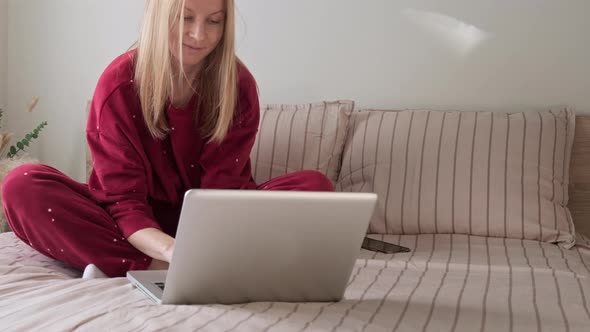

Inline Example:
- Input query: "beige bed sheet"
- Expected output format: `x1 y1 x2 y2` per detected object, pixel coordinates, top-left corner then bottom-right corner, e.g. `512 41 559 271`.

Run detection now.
1 232 590 332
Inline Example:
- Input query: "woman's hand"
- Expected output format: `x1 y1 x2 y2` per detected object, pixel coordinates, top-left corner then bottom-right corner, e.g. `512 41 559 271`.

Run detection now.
162 239 175 263
128 228 176 263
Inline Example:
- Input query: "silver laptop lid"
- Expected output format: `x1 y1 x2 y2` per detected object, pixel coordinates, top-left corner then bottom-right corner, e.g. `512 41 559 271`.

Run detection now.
162 190 377 305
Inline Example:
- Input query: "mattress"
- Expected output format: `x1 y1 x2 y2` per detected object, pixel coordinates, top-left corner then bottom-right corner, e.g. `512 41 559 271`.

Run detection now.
1 232 590 331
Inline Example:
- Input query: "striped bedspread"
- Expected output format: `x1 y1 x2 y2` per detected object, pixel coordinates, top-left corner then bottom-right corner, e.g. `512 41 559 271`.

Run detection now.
1 232 590 331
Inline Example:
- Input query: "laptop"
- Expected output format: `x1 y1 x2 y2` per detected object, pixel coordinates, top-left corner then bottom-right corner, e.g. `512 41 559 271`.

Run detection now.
127 189 377 305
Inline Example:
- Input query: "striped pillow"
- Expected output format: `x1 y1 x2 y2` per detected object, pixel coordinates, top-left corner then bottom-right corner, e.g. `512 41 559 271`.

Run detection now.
250 101 353 185
336 108 576 246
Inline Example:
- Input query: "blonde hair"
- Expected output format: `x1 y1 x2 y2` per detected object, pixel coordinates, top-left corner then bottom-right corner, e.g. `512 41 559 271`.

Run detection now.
134 0 238 144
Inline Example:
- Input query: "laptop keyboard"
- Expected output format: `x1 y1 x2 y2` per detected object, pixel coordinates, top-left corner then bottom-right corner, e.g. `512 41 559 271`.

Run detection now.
155 282 165 290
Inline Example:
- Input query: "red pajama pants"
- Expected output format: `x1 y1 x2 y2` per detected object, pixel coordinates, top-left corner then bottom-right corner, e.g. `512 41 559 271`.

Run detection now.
2 164 334 277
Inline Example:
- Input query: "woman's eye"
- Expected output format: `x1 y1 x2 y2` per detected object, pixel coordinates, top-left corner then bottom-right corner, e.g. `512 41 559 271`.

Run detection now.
208 19 222 25
184 16 194 22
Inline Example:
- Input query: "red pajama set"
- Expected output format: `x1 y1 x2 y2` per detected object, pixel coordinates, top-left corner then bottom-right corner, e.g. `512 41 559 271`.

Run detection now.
1 51 333 277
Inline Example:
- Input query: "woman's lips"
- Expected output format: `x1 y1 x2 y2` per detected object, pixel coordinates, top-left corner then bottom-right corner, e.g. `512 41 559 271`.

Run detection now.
184 44 205 52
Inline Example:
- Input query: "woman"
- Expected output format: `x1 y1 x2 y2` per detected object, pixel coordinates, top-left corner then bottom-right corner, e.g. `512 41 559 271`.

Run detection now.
1 0 333 278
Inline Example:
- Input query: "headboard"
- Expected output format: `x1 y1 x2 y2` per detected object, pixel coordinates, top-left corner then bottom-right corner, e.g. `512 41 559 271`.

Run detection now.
569 116 590 237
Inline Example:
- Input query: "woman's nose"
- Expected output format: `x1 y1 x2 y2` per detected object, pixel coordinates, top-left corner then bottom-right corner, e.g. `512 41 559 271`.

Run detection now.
189 22 206 42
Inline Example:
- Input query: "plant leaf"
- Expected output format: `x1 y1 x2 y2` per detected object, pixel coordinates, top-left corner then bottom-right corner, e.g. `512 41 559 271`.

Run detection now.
9 146 16 155
17 142 24 150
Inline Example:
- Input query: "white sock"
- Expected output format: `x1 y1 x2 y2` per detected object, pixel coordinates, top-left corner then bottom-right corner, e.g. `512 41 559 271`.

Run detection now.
82 264 109 279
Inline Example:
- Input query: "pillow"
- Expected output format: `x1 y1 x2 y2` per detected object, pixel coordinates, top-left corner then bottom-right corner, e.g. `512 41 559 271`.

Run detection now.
336 108 576 247
250 101 353 185
85 100 355 186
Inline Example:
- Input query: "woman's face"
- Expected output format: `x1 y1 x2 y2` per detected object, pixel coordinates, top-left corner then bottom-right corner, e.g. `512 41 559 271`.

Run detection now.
169 0 226 75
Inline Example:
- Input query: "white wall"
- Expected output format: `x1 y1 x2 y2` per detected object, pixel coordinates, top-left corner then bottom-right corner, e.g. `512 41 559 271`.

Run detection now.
5 0 143 180
0 0 7 111
4 0 590 181
236 0 590 111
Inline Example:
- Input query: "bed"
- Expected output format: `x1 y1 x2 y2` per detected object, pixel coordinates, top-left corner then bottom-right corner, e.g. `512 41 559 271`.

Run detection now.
1 110 590 331
2 233 590 331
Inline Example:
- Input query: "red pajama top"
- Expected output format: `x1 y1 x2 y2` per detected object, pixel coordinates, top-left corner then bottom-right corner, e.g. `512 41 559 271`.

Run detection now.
86 51 260 238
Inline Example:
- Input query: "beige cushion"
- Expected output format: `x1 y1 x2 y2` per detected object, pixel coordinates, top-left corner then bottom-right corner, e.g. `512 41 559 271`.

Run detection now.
337 108 576 247
250 101 353 185
85 100 354 185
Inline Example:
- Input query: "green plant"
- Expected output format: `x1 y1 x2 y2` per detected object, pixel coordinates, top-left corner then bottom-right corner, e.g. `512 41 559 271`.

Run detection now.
0 97 48 159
